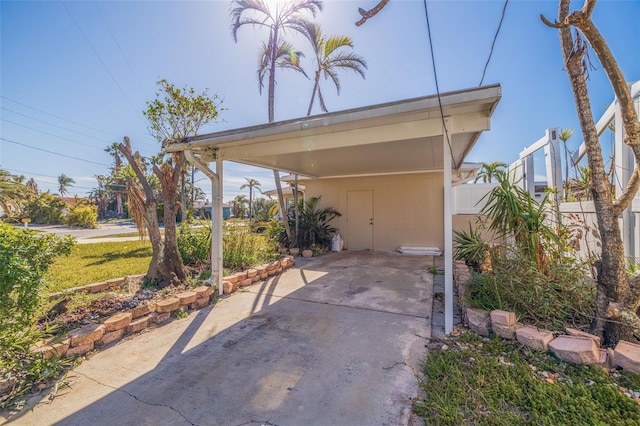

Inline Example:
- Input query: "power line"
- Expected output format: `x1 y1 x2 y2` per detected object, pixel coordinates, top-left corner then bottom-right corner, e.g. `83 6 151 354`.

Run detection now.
1 107 116 144
422 0 457 169
4 168 96 190
0 95 120 138
0 137 109 166
60 1 147 128
1 119 106 151
479 0 509 86
96 4 149 100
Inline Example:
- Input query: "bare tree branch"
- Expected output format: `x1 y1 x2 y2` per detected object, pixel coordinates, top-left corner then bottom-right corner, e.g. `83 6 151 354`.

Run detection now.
355 0 390 26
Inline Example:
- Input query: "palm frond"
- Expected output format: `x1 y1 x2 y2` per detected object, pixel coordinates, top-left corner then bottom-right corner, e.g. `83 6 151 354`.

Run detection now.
324 35 354 56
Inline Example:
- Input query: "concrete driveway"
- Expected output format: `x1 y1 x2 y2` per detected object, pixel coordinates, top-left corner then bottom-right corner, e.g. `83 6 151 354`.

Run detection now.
3 251 433 426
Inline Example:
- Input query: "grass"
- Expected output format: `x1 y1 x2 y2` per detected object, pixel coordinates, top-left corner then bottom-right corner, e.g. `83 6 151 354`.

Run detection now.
415 330 640 425
45 241 152 294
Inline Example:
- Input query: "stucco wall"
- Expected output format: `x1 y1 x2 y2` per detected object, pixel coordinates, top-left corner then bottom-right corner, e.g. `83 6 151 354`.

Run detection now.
303 172 444 252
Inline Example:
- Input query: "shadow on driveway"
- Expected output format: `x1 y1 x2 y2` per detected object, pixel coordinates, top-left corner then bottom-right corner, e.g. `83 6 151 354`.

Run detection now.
4 251 434 426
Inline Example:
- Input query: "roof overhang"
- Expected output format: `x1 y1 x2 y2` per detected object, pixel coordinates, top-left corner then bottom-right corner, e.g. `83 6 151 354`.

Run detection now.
166 84 501 178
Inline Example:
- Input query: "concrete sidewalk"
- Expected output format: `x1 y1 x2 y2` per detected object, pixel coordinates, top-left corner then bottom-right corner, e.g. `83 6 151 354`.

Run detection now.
2 252 433 426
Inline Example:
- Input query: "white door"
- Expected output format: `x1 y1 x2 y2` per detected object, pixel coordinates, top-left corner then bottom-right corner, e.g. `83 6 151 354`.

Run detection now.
347 190 373 250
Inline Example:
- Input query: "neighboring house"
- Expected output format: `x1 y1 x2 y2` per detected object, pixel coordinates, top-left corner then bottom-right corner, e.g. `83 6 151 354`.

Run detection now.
168 84 502 331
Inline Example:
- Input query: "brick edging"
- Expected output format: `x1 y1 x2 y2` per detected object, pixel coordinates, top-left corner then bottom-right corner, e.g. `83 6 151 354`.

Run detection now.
32 256 296 360
454 260 640 376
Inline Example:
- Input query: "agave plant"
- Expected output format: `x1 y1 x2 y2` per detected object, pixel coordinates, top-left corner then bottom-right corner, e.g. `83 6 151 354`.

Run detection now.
453 225 488 268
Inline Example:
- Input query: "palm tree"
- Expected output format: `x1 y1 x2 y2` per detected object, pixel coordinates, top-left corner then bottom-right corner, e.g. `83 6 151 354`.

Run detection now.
0 169 26 215
25 178 38 195
231 0 322 244
474 162 507 183
232 195 249 219
231 0 322 122
105 142 125 217
297 21 367 116
57 174 75 197
240 178 261 224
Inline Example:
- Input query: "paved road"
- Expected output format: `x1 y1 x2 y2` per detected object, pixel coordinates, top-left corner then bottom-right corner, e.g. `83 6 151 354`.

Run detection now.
2 252 433 426
22 222 147 244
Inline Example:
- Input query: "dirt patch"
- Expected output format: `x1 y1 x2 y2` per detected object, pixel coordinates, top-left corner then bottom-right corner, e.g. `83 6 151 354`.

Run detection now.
40 277 201 335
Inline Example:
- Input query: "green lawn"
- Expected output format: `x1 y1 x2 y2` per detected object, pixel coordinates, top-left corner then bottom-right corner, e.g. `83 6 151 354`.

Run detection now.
415 330 640 425
45 241 152 294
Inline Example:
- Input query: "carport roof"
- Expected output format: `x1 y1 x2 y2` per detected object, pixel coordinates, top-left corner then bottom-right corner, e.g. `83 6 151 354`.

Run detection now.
166 84 501 178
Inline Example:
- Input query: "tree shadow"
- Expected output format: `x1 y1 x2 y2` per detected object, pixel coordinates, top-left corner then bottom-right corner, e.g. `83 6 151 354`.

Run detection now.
4 252 433 425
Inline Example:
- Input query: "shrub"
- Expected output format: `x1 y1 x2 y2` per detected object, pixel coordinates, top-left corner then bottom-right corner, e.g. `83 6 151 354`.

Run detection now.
466 245 596 330
22 192 66 224
178 222 211 265
223 228 278 271
0 223 74 332
64 203 98 228
0 223 74 408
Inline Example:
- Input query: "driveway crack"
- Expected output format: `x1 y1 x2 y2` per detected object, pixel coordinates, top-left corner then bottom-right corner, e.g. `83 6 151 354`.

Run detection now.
75 371 198 426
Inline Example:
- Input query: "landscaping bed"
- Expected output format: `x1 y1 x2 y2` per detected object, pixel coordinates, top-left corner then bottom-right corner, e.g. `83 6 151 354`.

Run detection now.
416 327 640 425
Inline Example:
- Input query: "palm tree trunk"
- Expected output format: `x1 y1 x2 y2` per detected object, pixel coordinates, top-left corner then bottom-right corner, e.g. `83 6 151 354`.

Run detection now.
293 174 300 246
307 73 320 116
273 170 292 244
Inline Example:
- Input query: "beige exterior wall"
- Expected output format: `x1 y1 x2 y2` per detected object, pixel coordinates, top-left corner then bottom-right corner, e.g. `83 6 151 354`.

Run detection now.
303 172 444 252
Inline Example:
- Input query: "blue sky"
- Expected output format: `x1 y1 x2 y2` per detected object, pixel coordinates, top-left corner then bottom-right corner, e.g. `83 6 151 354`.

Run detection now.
1 0 638 202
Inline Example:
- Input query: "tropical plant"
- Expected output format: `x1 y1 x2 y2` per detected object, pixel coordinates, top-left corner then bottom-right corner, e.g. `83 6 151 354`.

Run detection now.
474 162 507 183
230 0 323 244
453 225 488 268
479 172 557 271
283 196 340 250
295 21 367 116
22 192 66 224
105 142 125 217
240 178 262 223
0 169 26 216
252 197 278 222
232 195 248 219
57 174 75 197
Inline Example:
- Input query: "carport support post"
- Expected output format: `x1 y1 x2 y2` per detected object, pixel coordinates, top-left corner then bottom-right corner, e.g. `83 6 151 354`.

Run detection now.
443 118 453 334
214 158 223 294
185 150 224 296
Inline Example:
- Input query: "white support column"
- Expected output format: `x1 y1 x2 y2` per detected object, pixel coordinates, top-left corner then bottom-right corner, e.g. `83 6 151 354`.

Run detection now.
184 150 224 295
523 155 535 198
615 101 634 258
443 118 453 334
214 158 224 294
543 128 563 199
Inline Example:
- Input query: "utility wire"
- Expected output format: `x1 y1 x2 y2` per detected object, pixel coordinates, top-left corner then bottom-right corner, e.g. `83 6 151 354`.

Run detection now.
1 95 157 147
1 95 120 138
0 137 109 166
1 107 116 144
4 168 96 190
60 1 147 128
2 119 106 151
479 0 509 86
422 0 457 169
96 4 149 100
